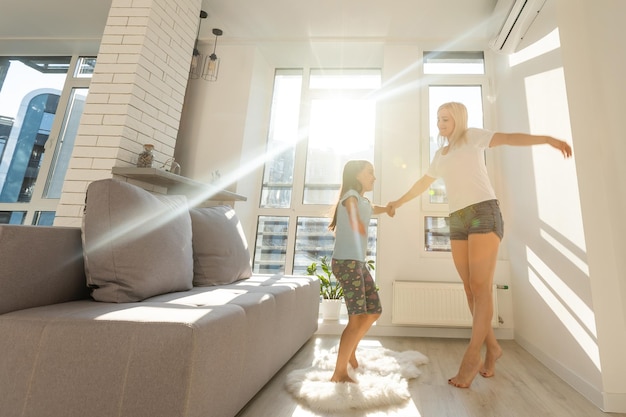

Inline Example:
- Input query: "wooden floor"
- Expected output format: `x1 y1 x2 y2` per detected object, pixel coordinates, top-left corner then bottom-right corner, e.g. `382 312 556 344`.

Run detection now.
236 335 626 417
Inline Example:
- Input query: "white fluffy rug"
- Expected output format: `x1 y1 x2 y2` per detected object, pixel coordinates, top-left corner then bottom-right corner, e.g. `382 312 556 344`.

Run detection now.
285 346 428 413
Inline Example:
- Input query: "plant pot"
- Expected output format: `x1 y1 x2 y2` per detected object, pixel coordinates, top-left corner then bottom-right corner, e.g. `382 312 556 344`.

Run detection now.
321 299 342 321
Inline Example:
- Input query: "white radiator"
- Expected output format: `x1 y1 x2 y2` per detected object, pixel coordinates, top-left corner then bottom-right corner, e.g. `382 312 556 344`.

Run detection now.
392 281 499 327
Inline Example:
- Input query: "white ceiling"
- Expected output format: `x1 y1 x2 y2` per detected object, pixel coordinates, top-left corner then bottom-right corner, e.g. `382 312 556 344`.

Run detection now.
199 0 498 42
0 0 500 54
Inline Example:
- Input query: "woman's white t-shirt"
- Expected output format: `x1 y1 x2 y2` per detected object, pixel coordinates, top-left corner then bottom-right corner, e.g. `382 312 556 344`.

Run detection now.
426 128 497 213
332 189 372 261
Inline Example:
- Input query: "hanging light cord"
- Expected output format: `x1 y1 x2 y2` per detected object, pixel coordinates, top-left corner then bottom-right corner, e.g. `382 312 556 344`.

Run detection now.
210 29 223 60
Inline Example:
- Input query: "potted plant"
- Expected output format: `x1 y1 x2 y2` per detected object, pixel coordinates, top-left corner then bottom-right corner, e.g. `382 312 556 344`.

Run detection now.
307 256 342 320
306 256 376 320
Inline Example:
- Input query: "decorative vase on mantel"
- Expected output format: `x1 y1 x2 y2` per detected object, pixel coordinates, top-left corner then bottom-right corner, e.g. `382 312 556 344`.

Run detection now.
137 144 154 168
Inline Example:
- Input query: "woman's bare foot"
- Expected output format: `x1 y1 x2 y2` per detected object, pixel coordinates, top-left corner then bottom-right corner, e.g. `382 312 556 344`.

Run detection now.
480 345 503 378
331 372 356 383
448 353 482 388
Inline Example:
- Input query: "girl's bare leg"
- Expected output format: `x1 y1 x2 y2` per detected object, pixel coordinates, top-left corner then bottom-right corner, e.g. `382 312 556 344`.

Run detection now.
449 233 501 388
331 313 380 383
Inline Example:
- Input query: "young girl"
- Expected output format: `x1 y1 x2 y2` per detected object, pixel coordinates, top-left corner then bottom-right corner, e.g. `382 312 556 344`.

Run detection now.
328 160 393 383
390 102 572 388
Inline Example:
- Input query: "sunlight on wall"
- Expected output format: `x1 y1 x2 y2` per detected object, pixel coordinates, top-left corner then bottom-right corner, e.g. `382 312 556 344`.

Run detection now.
539 228 589 276
527 246 601 370
509 28 560 67
525 67 586 254
522 62 598 369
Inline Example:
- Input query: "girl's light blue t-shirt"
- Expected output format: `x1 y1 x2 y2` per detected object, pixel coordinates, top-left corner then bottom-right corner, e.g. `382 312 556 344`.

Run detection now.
332 189 372 262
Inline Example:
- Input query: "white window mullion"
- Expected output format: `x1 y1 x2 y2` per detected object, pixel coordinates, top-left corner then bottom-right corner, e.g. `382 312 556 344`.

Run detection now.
284 67 312 273
290 68 311 213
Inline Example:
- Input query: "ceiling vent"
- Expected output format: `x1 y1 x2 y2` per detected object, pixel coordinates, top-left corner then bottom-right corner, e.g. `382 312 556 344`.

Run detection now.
489 0 547 54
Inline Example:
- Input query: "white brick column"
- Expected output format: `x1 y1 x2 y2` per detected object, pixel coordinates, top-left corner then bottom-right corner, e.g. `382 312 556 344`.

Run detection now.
54 0 201 227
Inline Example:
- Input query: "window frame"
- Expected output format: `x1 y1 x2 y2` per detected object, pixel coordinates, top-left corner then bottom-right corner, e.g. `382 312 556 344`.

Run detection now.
0 55 93 225
254 67 382 274
418 53 495 256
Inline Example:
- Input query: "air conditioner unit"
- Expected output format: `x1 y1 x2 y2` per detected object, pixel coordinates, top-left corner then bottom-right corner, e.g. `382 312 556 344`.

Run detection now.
489 0 547 54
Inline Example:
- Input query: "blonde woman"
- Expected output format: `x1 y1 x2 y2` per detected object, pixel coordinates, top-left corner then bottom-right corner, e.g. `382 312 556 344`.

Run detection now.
389 102 572 388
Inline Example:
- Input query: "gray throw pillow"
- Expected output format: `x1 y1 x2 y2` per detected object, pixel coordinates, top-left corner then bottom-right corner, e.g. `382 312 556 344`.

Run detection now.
82 179 194 302
190 206 252 286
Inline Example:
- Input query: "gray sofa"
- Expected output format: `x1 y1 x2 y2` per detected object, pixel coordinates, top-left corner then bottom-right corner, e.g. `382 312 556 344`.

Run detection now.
0 179 319 417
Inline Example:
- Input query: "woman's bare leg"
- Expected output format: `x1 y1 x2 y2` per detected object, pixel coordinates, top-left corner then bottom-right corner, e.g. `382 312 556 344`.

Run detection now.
450 239 502 378
448 232 501 388
331 313 380 382
349 348 359 369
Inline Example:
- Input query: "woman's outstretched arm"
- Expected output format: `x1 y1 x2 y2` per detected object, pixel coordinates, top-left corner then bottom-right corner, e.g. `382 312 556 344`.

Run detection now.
490 132 572 158
389 174 436 215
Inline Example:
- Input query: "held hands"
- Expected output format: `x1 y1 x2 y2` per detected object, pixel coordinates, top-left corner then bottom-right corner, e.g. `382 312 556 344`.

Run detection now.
385 201 400 217
547 136 573 158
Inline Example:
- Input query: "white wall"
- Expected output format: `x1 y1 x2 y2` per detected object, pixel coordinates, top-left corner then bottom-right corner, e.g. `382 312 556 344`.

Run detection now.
491 0 626 411
176 39 516 339
175 43 259 188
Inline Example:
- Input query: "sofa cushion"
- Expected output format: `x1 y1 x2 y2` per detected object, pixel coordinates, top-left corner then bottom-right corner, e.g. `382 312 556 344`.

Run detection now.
82 179 194 302
190 206 252 286
0 225 88 315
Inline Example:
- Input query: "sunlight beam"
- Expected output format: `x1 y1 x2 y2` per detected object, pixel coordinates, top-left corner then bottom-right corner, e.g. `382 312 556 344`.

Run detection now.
186 134 305 208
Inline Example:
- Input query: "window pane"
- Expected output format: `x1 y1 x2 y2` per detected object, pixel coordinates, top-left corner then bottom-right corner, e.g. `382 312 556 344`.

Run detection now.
293 217 335 274
0 116 10 161
293 217 378 275
0 210 26 224
425 216 450 252
303 98 376 205
310 69 381 89
427 85 484 204
44 88 88 198
253 216 289 274
260 70 302 208
423 51 485 75
74 57 96 78
32 210 55 225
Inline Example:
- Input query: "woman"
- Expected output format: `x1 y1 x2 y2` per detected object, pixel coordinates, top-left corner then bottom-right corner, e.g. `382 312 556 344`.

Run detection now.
389 102 572 388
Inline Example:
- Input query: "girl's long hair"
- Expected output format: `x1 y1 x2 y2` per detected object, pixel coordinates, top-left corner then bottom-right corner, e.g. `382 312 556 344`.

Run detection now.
438 102 469 149
328 160 370 231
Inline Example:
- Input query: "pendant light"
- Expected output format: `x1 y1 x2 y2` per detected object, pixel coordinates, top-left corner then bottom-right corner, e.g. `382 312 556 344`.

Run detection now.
189 10 208 79
202 28 223 81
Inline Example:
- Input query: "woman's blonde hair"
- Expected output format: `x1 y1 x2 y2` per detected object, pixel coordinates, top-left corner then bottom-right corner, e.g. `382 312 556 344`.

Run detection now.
438 102 469 148
328 160 371 231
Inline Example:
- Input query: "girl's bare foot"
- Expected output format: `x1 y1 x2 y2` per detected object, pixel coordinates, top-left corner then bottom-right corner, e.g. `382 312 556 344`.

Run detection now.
448 353 482 388
480 345 503 378
331 372 356 383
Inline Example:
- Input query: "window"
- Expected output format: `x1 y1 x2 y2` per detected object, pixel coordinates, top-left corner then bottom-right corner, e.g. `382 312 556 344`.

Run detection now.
423 51 485 75
421 51 488 252
254 69 381 274
43 87 89 198
424 216 450 252
0 56 94 225
259 70 302 209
